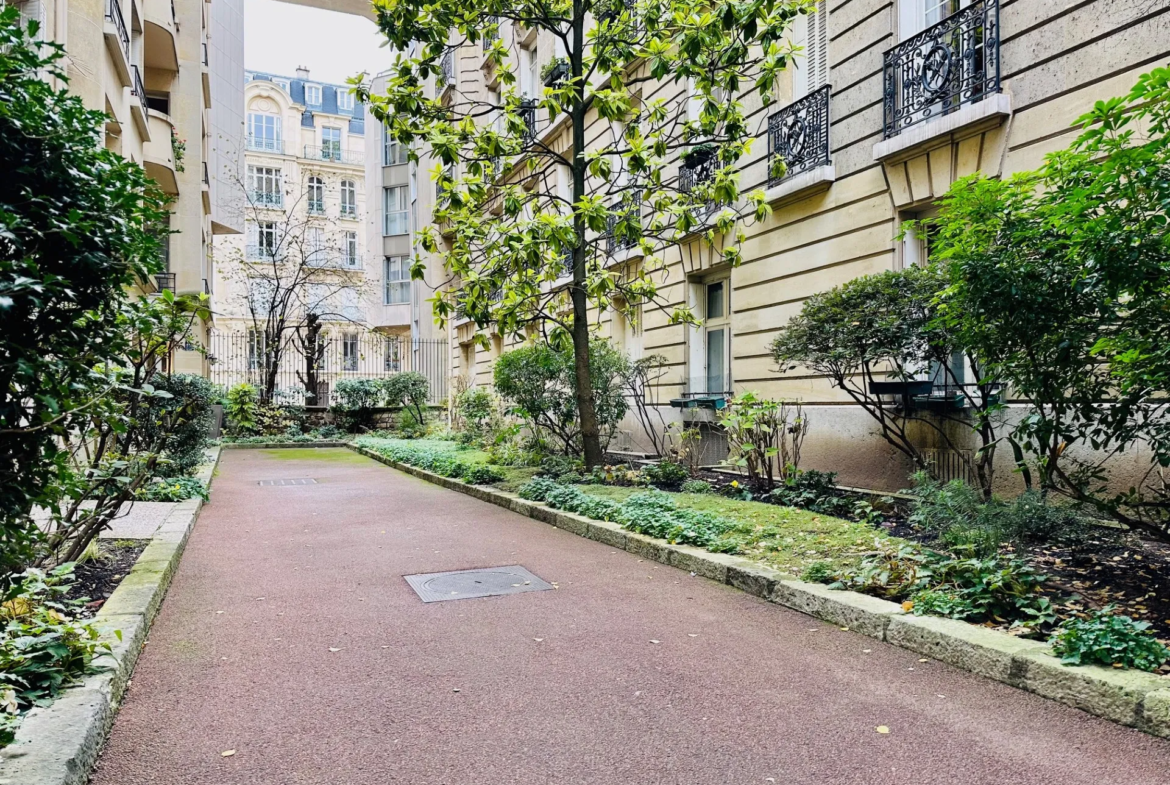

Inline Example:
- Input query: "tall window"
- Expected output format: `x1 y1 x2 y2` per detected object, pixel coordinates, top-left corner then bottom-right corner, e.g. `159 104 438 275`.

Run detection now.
304 83 322 105
383 186 408 235
344 231 359 268
384 339 402 372
247 327 268 371
306 227 325 265
307 176 325 214
384 255 411 304
383 127 408 165
337 90 355 112
340 180 357 216
247 221 278 260
247 278 274 315
247 113 282 152
247 166 282 208
704 280 730 394
342 332 359 371
322 127 342 160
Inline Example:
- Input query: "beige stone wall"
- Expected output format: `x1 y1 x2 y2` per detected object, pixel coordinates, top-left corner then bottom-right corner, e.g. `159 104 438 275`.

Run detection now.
420 1 1169 490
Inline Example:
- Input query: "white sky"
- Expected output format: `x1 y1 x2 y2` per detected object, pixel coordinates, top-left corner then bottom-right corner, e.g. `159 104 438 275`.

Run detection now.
245 0 390 85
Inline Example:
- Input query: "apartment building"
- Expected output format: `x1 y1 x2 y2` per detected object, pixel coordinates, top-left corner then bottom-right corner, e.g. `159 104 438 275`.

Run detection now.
416 0 1170 490
11 0 245 375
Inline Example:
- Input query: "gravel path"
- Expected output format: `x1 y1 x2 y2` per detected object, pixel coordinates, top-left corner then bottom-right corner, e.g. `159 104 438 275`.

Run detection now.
90 448 1170 784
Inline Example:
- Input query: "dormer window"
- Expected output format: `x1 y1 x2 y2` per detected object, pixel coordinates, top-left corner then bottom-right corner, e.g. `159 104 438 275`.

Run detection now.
337 91 355 112
304 84 322 106
273 78 290 94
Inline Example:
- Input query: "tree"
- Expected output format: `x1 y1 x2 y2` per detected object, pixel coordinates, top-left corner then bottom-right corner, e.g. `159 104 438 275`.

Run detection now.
926 66 1170 539
221 164 372 403
0 9 170 573
362 0 812 467
771 265 1003 498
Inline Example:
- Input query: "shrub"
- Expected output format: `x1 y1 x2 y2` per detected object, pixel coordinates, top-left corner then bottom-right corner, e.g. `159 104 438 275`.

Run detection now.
455 387 494 442
224 383 261 436
0 564 109 745
1049 610 1170 671
383 372 430 424
719 393 808 492
517 476 561 502
140 374 216 477
770 470 854 518
681 479 712 495
642 460 689 488
462 464 506 485
136 477 209 502
540 455 583 482
333 378 385 432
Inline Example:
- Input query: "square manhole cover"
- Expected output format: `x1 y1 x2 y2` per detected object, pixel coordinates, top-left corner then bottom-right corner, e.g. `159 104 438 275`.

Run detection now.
404 565 553 603
256 478 318 486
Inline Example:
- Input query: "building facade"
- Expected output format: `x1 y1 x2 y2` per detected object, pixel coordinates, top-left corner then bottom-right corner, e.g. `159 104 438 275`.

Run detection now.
411 0 1170 490
11 0 245 375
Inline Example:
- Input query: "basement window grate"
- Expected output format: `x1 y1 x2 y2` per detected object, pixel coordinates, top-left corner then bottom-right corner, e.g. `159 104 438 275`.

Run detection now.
256 478 318 486
404 565 554 603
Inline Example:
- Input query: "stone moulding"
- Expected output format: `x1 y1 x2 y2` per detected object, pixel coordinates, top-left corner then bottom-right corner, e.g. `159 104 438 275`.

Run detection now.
0 447 222 785
349 443 1170 739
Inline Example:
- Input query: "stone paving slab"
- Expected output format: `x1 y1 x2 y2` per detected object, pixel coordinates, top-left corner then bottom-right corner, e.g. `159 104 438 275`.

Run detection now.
98 502 176 540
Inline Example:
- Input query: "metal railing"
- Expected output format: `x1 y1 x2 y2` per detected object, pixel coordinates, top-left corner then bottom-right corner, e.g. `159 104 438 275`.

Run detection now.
483 17 499 52
131 65 148 119
308 199 326 215
248 192 284 209
306 254 366 271
767 85 831 186
605 192 642 254
439 48 455 91
209 331 450 406
202 161 210 185
520 98 538 147
202 42 209 67
105 0 129 61
882 0 1000 139
155 272 176 292
303 145 364 165
247 136 286 154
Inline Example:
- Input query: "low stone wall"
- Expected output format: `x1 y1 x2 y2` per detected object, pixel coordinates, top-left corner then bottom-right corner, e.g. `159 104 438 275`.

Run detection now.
349 443 1170 739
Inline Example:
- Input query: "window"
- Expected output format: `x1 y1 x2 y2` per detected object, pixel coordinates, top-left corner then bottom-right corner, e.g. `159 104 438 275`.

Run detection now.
342 332 358 371
344 231 359 268
383 186 408 235
322 127 341 161
337 89 355 112
307 175 325 214
304 83 322 106
306 227 326 265
522 46 538 97
704 280 730 394
383 127 408 165
247 113 282 152
247 165 282 208
247 278 275 315
247 221 278 260
340 180 357 216
247 328 268 371
384 255 411 304
792 0 829 98
273 78 290 94
384 339 402 372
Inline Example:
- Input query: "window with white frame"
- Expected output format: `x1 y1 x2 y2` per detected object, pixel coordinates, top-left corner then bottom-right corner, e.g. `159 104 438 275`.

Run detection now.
307 175 325 214
247 166 282 208
247 278 275 315
343 231 359 268
247 221 278 260
383 127 408 165
322 127 342 161
304 83 322 106
340 180 357 216
246 327 268 370
247 113 282 152
384 338 402 372
384 255 411 304
273 78 290 94
522 46 538 97
703 279 730 394
383 186 408 235
337 89 355 112
342 332 359 371
901 0 964 37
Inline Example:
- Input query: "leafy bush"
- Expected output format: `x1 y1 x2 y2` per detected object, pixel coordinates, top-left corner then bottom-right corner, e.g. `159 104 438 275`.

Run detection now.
540 455 583 482
681 479 712 494
642 460 689 488
224 384 261 436
455 387 494 442
770 470 855 518
136 477 209 502
1049 610 1170 671
333 378 385 432
517 476 561 502
139 374 216 477
357 439 498 485
462 464 506 485
719 393 808 492
383 372 430 424
0 565 109 745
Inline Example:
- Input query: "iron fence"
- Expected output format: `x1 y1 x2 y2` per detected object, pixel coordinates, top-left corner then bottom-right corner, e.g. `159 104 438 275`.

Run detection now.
882 0 1000 139
209 331 449 406
767 85 831 186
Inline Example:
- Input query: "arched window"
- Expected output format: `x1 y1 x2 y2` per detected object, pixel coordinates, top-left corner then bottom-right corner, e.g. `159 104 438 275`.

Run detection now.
340 180 356 217
307 176 325 215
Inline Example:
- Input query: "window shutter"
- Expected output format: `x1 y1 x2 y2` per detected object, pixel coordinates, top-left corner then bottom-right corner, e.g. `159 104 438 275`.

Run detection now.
808 1 829 91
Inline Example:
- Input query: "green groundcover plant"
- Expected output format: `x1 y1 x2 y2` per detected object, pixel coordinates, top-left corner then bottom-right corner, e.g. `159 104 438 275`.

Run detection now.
356 439 504 485
1049 609 1170 671
136 477 209 503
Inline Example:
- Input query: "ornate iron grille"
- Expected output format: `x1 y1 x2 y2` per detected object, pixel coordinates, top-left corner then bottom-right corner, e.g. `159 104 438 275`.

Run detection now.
767 85 831 187
439 49 455 91
519 99 538 147
882 0 1000 139
679 147 717 221
105 0 129 60
605 192 642 254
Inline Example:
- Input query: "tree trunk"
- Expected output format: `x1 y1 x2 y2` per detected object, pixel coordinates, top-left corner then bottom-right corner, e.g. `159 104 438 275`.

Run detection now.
569 1 603 469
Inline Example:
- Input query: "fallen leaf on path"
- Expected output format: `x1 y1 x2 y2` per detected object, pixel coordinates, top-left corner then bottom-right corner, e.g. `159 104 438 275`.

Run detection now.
918 658 928 663
876 726 890 734
534 638 544 642
688 634 698 637
328 647 342 652
221 750 236 757
649 640 661 644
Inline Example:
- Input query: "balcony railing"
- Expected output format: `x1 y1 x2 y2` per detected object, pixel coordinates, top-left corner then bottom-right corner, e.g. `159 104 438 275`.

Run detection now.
307 254 366 271
308 200 325 215
249 192 283 209
131 64 148 119
154 272 176 293
520 98 538 147
202 161 210 185
605 192 642 254
483 17 499 52
247 136 286 154
439 49 455 92
882 0 1000 139
105 0 129 61
767 85 831 187
246 245 277 261
303 145 364 165
340 204 357 218
202 42 209 67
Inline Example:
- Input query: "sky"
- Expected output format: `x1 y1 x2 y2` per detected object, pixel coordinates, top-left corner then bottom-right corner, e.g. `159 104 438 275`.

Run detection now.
245 0 391 85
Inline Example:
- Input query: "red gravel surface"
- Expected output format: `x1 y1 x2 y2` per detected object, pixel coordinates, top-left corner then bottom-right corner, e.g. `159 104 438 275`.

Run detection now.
90 448 1170 785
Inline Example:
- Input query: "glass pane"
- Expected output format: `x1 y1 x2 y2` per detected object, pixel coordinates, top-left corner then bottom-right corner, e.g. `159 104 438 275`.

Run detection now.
706 281 724 319
706 328 725 393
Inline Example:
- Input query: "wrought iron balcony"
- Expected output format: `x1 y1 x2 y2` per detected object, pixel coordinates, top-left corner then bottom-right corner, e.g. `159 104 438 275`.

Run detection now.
131 64 148 120
767 85 831 187
483 17 499 52
303 145 364 165
439 49 455 92
249 191 284 209
105 0 129 61
154 272 176 293
679 146 716 194
519 99 538 147
247 136 286 154
605 192 642 254
882 0 1001 139
307 254 366 271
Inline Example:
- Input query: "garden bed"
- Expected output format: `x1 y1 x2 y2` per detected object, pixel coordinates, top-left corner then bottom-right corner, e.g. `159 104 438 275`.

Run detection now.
64 540 149 610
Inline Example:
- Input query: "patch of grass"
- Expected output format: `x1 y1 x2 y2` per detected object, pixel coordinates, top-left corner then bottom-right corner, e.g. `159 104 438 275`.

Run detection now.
260 448 372 464
580 485 903 574
357 438 492 465
495 467 543 493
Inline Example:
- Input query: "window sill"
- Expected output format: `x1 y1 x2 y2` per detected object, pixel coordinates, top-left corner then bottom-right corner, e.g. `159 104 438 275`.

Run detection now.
763 165 835 207
873 93 1012 163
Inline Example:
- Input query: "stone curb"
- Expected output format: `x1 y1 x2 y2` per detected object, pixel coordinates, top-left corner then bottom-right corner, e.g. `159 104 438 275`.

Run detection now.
0 447 222 785
348 444 1170 738
220 441 350 450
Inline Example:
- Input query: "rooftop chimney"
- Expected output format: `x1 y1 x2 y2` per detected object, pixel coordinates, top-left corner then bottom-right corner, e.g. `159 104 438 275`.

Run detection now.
295 66 310 80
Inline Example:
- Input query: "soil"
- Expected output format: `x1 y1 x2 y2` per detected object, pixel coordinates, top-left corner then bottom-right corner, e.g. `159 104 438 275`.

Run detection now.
65 540 149 612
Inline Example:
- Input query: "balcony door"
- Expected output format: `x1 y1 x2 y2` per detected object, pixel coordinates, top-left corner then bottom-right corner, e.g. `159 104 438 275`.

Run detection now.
899 0 966 39
893 0 985 133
